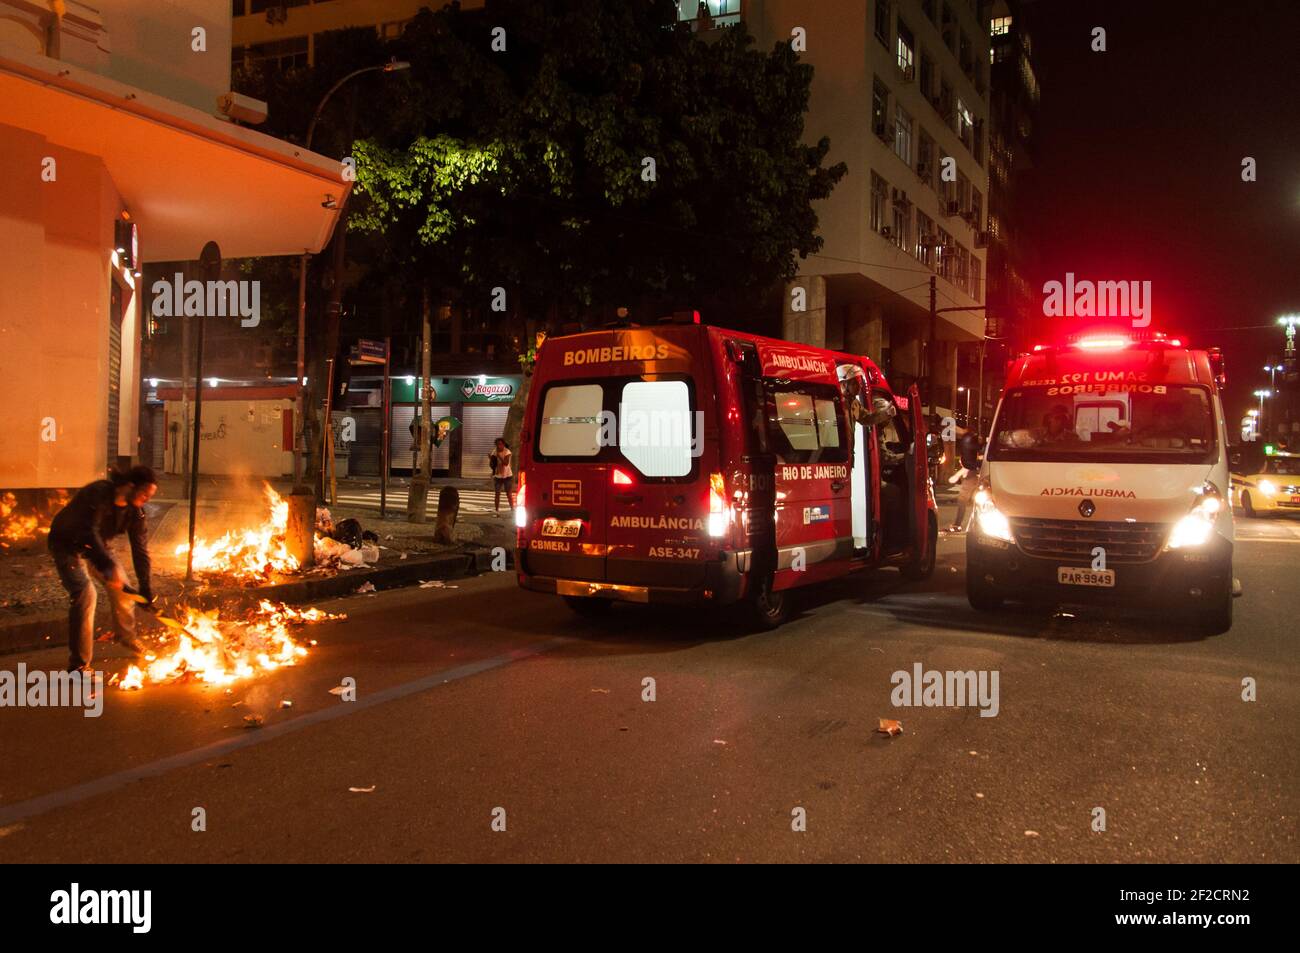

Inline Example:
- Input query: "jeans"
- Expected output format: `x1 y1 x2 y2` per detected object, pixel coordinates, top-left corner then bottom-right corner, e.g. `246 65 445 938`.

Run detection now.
50 547 136 670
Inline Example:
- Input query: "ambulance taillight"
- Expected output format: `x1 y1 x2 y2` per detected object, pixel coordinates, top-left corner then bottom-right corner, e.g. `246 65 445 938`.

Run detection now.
514 472 528 529
707 472 728 538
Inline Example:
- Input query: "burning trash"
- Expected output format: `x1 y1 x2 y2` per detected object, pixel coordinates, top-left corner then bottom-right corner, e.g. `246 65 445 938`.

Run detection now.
117 599 343 690
175 484 379 584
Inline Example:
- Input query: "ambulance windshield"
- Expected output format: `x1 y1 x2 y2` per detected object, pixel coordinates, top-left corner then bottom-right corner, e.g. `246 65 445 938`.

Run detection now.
988 385 1216 464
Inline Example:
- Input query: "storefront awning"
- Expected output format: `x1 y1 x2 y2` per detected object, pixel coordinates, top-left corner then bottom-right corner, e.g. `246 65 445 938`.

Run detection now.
0 47 350 261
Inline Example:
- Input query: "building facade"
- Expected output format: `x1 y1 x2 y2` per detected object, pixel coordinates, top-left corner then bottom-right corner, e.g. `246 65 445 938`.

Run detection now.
685 0 992 419
0 0 348 492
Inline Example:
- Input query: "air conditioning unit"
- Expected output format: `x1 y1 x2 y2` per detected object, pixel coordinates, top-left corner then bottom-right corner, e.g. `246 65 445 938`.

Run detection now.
899 63 915 82
975 230 991 248
892 188 909 206
916 163 930 179
265 5 287 25
880 226 894 240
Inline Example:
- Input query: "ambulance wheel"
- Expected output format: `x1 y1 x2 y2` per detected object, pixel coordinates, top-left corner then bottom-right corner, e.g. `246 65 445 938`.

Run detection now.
747 573 789 630
1241 491 1257 519
901 513 938 581
563 596 613 619
967 572 1003 612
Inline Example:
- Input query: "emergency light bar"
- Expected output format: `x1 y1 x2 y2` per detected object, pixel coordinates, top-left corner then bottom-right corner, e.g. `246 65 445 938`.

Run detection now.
1029 329 1185 354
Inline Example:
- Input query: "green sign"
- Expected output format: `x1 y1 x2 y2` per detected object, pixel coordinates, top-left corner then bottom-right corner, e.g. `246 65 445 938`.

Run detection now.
392 376 518 404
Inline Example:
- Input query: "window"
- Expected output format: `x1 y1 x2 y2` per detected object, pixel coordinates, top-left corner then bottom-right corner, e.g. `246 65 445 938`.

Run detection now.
870 172 888 232
956 170 971 217
939 79 954 125
875 0 892 47
237 36 309 71
917 128 934 186
894 103 913 165
957 98 974 149
970 255 982 301
896 20 915 77
619 380 693 477
891 201 910 250
970 187 983 228
767 386 846 464
916 212 935 265
937 227 953 279
919 50 935 98
872 78 890 138
990 15 1012 35
960 31 973 76
941 2 956 52
539 384 603 457
938 150 955 207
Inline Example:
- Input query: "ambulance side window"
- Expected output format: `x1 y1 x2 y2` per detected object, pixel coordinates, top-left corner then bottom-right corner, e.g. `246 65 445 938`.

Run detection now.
765 383 847 465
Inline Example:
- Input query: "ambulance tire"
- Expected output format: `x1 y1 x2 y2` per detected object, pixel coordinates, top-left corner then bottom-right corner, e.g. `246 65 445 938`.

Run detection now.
563 596 613 619
966 572 1004 612
747 572 789 630
901 513 939 581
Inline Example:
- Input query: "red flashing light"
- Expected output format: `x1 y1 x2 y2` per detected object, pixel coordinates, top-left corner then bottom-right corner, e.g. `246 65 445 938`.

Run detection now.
612 467 634 485
1075 334 1132 351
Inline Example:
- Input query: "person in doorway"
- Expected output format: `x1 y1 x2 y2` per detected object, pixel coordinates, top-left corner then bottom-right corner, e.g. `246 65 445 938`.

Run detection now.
491 438 515 514
47 465 158 673
948 426 983 533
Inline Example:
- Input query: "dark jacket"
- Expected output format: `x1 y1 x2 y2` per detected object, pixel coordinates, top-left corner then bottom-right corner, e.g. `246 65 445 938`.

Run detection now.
48 480 152 598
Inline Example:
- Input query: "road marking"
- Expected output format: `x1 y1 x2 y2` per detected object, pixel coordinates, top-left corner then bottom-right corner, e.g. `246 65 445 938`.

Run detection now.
0 637 571 829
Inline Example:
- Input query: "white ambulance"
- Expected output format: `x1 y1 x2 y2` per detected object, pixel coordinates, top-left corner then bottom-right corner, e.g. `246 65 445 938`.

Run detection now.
967 329 1235 633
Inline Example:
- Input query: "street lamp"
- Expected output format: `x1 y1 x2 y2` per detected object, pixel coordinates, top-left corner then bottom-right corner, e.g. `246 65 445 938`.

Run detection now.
957 385 970 424
1254 389 1271 422
293 57 412 486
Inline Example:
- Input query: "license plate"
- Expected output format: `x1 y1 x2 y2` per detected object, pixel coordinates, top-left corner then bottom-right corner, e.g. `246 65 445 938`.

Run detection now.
1057 567 1115 587
541 517 582 538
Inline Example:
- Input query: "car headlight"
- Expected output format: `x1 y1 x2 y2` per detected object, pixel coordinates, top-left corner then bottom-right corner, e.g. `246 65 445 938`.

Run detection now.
1258 479 1278 496
974 483 1014 542
1166 482 1223 550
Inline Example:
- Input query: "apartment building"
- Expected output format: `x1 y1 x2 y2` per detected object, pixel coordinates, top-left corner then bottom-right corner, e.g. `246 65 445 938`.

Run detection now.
231 0 485 69
684 0 991 417
0 0 348 490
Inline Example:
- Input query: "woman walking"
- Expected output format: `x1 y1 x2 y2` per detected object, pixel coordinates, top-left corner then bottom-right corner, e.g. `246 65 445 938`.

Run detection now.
491 438 515 514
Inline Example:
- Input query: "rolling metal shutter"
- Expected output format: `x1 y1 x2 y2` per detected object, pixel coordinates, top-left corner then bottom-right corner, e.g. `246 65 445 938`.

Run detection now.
461 405 510 478
389 404 450 471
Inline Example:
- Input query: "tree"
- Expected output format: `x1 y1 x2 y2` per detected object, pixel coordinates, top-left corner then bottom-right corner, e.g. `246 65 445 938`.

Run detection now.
350 0 846 448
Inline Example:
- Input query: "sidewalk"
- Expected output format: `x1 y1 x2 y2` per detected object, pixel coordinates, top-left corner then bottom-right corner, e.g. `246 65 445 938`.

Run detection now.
0 473 514 656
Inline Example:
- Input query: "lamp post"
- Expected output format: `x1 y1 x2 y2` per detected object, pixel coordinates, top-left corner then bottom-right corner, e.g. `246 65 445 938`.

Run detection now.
1254 389 1271 427
957 386 970 425
293 57 410 486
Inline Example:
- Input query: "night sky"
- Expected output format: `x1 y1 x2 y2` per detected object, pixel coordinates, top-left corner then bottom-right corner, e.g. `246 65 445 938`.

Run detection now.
1019 0 1300 422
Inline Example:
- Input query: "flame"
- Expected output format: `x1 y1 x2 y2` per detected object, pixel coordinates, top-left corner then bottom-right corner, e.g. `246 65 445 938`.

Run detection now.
175 484 299 583
118 599 342 690
0 491 51 549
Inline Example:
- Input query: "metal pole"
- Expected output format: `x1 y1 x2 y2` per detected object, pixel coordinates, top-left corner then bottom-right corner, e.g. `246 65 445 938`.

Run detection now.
927 276 937 415
185 325 204 582
294 251 308 486
380 337 390 518
976 335 986 436
185 243 221 582
321 357 336 502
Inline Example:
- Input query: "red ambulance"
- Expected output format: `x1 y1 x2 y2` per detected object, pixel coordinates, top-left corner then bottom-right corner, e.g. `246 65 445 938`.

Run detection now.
514 314 938 627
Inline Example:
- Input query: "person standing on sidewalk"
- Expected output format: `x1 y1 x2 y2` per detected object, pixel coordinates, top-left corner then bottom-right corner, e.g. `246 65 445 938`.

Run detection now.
948 427 983 533
47 465 158 673
491 438 515 514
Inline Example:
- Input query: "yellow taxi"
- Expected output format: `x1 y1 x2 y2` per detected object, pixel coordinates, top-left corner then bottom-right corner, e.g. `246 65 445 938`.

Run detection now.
1231 449 1300 517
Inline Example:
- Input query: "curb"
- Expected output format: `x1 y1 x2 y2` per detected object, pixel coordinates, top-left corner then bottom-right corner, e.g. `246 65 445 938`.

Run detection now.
0 547 511 658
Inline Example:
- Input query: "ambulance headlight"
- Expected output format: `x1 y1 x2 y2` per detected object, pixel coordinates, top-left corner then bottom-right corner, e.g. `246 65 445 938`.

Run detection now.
1166 482 1222 550
1258 479 1278 497
974 483 1014 542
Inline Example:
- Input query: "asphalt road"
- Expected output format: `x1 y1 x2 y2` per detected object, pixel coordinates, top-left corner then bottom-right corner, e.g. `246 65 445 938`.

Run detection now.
1 512 1296 863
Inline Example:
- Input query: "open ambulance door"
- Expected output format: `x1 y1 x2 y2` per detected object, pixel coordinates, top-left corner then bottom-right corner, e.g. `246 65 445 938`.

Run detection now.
901 383 936 578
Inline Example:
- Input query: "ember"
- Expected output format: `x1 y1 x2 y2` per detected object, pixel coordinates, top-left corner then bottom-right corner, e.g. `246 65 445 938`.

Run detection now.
118 599 343 690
